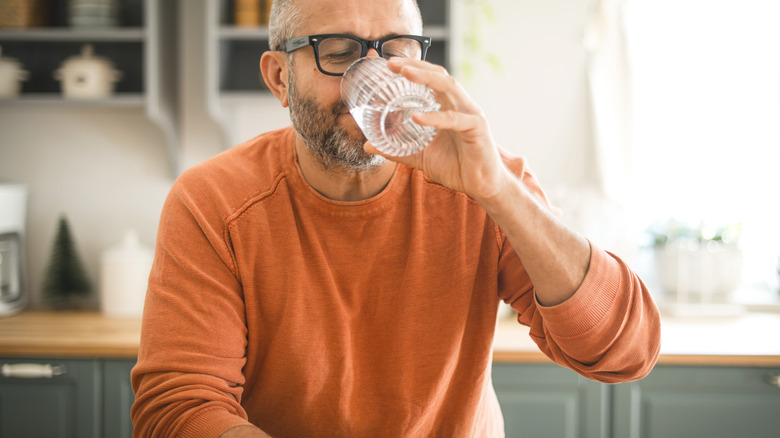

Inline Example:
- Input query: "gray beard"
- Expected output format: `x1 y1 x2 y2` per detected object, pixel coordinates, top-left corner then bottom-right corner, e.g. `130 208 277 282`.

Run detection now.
287 73 385 171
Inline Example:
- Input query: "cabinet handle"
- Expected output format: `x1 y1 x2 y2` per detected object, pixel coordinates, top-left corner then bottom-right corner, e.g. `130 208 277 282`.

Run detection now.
1 363 67 379
766 374 780 388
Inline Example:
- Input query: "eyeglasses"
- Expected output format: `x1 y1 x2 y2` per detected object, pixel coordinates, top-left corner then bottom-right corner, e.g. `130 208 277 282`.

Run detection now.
278 34 431 76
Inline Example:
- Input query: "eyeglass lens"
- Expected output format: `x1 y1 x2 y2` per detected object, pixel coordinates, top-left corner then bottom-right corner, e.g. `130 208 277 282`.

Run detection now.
317 37 423 74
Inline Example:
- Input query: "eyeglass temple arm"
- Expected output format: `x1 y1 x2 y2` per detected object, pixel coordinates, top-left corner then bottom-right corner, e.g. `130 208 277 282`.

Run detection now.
280 36 311 53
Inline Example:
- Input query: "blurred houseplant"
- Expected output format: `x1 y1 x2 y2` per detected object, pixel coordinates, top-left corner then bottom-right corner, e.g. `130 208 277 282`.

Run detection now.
458 0 501 83
42 216 92 309
649 219 743 304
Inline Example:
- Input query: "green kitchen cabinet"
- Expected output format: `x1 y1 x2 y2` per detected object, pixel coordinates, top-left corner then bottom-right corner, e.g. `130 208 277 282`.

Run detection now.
612 365 780 438
0 357 136 438
3 358 780 437
0 358 101 438
493 363 780 438
104 359 137 438
492 363 609 438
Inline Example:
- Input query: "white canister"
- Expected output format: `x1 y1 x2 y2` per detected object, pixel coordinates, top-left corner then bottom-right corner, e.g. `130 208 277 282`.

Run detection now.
0 46 29 98
100 230 153 318
53 44 122 99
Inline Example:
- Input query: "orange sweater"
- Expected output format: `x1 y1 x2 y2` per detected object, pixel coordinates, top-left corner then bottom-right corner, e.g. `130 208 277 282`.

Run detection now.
131 127 660 437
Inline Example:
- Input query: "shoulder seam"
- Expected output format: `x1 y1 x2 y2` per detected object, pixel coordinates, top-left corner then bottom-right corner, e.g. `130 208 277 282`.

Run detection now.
221 173 288 281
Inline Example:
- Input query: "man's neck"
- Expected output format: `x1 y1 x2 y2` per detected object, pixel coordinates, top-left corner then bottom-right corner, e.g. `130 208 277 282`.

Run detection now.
294 137 397 202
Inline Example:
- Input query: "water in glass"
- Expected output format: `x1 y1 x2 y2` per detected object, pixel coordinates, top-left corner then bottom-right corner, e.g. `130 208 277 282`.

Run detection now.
341 57 440 156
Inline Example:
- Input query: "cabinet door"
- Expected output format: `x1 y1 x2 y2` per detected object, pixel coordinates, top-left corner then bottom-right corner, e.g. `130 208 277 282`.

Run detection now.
104 359 137 438
0 358 100 438
612 366 780 438
492 363 609 438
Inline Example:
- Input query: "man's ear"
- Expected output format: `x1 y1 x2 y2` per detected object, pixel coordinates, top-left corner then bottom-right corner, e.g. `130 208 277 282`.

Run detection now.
260 51 290 107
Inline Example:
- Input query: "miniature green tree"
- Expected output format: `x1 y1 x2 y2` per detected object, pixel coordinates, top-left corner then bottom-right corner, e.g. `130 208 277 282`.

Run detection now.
42 216 92 309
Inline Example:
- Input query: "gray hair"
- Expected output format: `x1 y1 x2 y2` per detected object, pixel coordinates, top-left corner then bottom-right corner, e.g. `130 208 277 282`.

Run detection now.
268 0 303 51
268 0 424 51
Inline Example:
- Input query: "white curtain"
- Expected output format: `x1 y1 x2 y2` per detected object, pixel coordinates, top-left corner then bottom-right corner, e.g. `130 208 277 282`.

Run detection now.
583 0 633 207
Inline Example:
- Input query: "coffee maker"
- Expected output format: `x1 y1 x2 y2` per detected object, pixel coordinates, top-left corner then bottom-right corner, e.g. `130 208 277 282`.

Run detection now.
0 184 27 316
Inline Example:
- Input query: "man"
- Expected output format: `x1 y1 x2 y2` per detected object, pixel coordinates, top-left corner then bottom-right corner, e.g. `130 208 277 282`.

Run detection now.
131 0 661 436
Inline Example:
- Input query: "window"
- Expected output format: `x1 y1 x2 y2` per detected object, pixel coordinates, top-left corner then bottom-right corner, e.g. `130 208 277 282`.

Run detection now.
624 0 780 286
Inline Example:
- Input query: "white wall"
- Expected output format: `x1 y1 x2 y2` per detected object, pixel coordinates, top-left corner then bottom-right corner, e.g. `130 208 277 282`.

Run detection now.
0 0 596 309
451 0 596 191
0 106 172 308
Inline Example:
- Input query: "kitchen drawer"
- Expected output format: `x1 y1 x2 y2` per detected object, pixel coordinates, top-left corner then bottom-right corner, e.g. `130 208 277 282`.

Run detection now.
104 359 136 438
493 363 609 438
0 357 100 438
612 365 780 438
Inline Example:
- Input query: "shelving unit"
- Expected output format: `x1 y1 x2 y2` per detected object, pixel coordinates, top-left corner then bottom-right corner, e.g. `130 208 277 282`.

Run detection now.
204 0 269 148
0 0 180 176
205 0 452 149
1 0 454 171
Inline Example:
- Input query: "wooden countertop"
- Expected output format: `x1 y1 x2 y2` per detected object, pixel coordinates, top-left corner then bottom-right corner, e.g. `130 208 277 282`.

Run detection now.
493 312 780 367
0 311 141 358
2 311 780 366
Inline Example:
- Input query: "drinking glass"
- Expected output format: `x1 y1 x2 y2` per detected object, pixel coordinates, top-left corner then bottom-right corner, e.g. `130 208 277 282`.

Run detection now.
341 57 440 156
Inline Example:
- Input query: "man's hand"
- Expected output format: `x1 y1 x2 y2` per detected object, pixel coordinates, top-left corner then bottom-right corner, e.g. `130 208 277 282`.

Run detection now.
364 57 514 205
366 57 591 306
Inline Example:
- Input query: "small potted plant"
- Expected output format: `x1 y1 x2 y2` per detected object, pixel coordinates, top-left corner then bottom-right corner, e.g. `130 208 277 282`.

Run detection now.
649 219 742 304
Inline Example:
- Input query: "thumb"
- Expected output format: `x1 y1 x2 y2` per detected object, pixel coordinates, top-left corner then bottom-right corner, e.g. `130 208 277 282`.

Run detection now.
363 142 388 157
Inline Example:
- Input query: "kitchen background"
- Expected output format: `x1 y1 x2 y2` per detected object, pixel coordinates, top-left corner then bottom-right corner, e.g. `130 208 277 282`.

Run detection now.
1 0 779 312
1 1 779 437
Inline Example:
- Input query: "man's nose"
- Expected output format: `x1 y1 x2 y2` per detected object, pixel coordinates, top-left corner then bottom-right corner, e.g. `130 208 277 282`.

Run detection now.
366 47 381 57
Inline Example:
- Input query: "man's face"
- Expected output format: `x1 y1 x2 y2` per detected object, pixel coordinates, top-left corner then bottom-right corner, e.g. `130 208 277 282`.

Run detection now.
285 0 422 170
287 59 380 170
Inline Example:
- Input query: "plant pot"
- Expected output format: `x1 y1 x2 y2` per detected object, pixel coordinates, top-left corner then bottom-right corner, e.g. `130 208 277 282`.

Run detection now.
655 240 743 303
655 241 742 304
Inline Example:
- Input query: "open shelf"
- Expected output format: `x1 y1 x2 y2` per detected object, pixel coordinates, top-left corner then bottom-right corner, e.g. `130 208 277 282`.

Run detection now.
0 0 180 176
0 27 145 42
0 93 145 106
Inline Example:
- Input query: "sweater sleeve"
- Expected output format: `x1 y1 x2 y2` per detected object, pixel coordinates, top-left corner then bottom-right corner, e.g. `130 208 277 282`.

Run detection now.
504 240 661 383
130 176 255 437
496 153 661 384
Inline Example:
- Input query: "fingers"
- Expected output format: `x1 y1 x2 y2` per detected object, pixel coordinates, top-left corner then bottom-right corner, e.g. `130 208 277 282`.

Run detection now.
387 57 443 74
387 58 480 115
412 110 482 134
363 142 385 157
389 59 453 93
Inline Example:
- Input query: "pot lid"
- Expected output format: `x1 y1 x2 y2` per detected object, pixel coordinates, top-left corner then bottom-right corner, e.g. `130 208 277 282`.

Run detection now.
61 44 116 69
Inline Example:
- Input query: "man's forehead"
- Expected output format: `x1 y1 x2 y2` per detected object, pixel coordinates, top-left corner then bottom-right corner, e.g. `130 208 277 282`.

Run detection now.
294 0 421 36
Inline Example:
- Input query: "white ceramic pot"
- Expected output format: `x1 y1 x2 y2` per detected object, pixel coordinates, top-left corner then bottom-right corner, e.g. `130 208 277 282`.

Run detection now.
0 46 29 98
655 240 743 303
53 44 122 99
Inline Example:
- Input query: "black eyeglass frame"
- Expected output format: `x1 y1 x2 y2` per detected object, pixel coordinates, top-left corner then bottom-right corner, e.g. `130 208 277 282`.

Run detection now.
277 33 432 76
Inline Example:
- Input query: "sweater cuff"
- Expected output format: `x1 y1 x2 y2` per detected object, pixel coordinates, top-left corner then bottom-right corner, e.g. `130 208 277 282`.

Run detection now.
178 407 254 438
535 241 621 338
